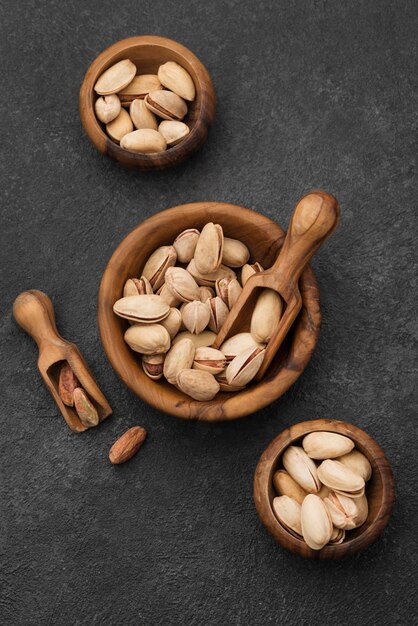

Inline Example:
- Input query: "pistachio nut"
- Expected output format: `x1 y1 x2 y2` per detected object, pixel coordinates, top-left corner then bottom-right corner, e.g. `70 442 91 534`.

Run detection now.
173 229 200 263
165 267 200 303
95 94 121 124
130 99 158 130
219 332 265 362
329 527 345 544
317 459 365 496
120 129 166 153
113 294 170 323
158 120 190 146
215 374 246 392
186 259 236 287
142 354 164 380
272 496 302 538
250 288 283 343
160 307 182 339
193 347 226 375
172 330 216 348
73 387 99 428
142 246 177 291
182 300 210 334
301 494 333 550
273 470 308 505
176 369 220 401
94 59 136 95
226 346 265 387
123 276 153 297
324 491 361 530
157 283 181 307
302 431 355 460
282 446 321 493
145 90 187 121
194 223 224 275
241 262 264 286
199 286 215 302
215 277 242 308
336 449 372 482
118 74 162 105
106 108 134 142
158 61 196 101
221 238 250 268
163 338 195 384
124 323 171 355
207 296 229 333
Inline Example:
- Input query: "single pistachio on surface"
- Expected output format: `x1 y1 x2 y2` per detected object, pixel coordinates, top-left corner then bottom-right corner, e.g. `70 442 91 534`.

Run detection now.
207 296 229 333
215 374 246 392
273 470 308 505
173 229 200 263
250 288 283 343
186 259 236 287
58 362 79 406
176 369 220 401
95 94 121 124
113 295 170 324
123 276 153 297
94 59 136 95
302 431 355 460
324 491 361 530
272 495 302 537
142 354 164 380
317 459 365 496
158 120 190 146
301 494 333 550
124 324 170 355
199 286 215 302
109 426 147 465
221 237 250 268
220 332 265 362
282 446 321 494
172 330 216 348
193 347 226 375
158 61 196 101
165 267 200 303
160 307 182 339
106 108 133 142
142 246 177 291
157 283 181 307
194 222 224 275
145 90 187 121
130 99 158 130
329 527 345 544
163 338 195 385
120 129 167 153
215 277 242 309
181 300 210 334
118 74 162 105
241 262 264 286
336 450 372 482
73 387 99 427
226 346 265 387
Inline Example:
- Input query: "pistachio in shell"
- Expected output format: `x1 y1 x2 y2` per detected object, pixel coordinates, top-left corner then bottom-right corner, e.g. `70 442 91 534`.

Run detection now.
302 431 355 460
158 61 196 101
186 259 236 287
123 276 153 297
317 459 365 496
113 295 170 324
272 496 302 538
193 347 226 375
120 129 167 154
301 494 333 550
95 94 121 124
158 120 190 146
215 375 246 393
219 332 265 362
221 237 250 267
118 74 162 105
142 246 177 291
165 267 200 303
160 307 182 339
282 446 321 494
215 277 242 309
157 283 181 308
106 108 133 142
225 346 265 387
207 296 229 333
176 369 220 401
94 59 136 95
273 470 308 505
173 229 200 263
130 99 158 130
336 449 372 482
124 324 170 355
142 354 164 380
241 262 264 286
199 286 215 302
172 330 217 348
250 288 283 343
144 90 187 121
163 338 195 385
194 222 224 275
181 300 210 334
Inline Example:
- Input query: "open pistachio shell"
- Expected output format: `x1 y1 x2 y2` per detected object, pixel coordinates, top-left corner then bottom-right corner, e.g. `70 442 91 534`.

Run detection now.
142 354 164 380
94 59 136 95
241 262 264 286
123 276 153 297
282 446 321 493
219 332 265 362
158 61 196 101
207 296 229 333
193 347 226 375
145 90 187 121
118 74 162 105
301 494 333 550
142 246 177 291
272 496 302 538
165 267 200 303
113 295 170 323
225 346 265 387
215 277 242 309
173 229 200 263
324 492 360 530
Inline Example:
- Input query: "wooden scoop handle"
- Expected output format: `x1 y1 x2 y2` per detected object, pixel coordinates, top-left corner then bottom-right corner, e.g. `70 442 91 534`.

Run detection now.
13 290 67 350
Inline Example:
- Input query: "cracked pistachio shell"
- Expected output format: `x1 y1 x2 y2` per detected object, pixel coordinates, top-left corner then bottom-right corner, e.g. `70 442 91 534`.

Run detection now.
118 74 162 105
165 267 200 303
123 276 153 297
158 61 196 101
336 450 372 482
182 300 210 334
176 369 220 401
173 229 200 263
199 286 215 302
324 491 360 530
157 283 181 307
272 496 302 538
317 459 365 495
120 129 166 153
130 99 158 130
95 94 121 124
145 90 187 121
142 354 164 380
172 330 216 348
142 246 177 291
158 120 190 146
282 446 321 493
301 494 333 550
113 295 170 323
215 374 246 392
215 277 242 309
221 238 250 267
186 259 236 287
94 59 136 95
226 346 265 387
207 296 229 333
193 347 226 375
160 307 182 339
241 262 264 286
302 432 355 460
273 470 308 505
124 324 171 355
329 527 345 544
250 288 283 343
194 223 224 275
219 332 265 362
163 338 195 385
106 108 133 142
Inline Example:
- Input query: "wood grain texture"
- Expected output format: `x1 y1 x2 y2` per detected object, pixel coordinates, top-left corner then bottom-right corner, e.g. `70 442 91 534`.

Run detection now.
98 202 321 421
253 419 395 559
13 290 112 432
79 36 216 169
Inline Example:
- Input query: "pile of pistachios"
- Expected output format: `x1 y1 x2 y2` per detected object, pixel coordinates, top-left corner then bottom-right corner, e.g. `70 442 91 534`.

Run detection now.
272 432 372 549
112 223 283 401
94 59 195 153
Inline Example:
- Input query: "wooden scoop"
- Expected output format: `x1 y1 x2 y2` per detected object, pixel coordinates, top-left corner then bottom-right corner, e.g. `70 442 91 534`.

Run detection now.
13 289 112 432
213 191 340 381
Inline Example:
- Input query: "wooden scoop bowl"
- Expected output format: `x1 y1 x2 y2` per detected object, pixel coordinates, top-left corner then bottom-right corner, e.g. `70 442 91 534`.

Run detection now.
213 191 340 380
13 290 112 432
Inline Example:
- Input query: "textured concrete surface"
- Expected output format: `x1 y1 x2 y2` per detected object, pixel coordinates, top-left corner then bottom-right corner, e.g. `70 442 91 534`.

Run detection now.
1 1 417 624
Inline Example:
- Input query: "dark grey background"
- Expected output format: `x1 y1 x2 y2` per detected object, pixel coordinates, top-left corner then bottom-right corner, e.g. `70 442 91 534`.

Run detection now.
1 1 417 624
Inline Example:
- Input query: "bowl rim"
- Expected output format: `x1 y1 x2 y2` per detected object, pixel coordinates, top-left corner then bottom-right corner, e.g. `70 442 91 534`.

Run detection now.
253 418 395 559
79 35 216 169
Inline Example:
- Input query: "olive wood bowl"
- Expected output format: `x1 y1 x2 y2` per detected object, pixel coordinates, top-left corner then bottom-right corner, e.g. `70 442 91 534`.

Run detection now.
98 202 321 421
79 36 216 169
254 419 395 559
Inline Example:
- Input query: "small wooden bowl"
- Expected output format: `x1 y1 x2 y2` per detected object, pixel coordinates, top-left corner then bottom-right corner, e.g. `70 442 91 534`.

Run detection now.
254 419 395 559
79 36 216 169
98 202 321 421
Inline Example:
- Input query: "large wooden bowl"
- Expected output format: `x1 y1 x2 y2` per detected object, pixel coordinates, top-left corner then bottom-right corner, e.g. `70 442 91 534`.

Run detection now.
254 419 395 559
79 36 216 169
98 202 321 421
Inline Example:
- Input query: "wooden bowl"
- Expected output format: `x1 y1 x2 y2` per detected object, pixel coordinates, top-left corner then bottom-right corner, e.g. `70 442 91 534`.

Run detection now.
79 36 216 169
98 202 321 421
254 419 395 559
